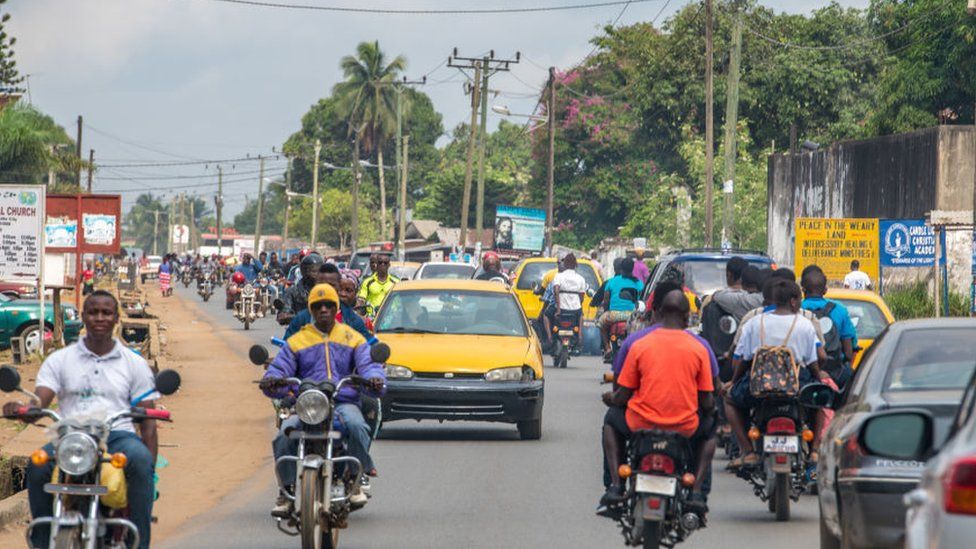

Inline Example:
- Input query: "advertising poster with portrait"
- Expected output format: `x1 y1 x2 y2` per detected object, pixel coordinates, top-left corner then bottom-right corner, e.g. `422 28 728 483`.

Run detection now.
494 205 545 253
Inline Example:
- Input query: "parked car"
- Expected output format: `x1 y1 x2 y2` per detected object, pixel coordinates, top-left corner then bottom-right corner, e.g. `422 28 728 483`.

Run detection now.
0 293 83 353
816 318 976 549
825 288 895 369
389 261 421 281
414 261 477 280
902 365 976 549
643 248 775 298
0 281 38 299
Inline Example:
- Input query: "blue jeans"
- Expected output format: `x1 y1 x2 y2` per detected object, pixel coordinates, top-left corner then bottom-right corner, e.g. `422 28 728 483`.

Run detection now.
27 431 155 549
273 403 374 488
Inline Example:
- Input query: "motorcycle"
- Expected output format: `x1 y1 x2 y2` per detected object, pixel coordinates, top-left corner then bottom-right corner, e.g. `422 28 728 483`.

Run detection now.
733 394 815 521
180 265 192 288
611 430 704 549
250 342 391 549
256 276 280 317
0 366 181 549
234 283 261 330
603 288 642 365
197 273 215 302
551 308 582 369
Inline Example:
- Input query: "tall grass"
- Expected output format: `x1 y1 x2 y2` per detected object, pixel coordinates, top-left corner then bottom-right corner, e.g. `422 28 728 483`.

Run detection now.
884 281 971 320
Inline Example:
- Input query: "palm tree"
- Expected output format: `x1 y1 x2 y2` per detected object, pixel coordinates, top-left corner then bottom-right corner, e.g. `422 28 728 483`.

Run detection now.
124 193 167 254
333 41 406 241
0 104 80 184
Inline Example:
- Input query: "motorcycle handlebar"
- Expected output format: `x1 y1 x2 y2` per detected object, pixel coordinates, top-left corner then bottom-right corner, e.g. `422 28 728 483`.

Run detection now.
4 407 61 422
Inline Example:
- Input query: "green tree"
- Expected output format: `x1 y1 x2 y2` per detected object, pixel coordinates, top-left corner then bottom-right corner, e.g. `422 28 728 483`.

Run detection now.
288 187 378 249
0 0 23 91
123 193 168 254
0 104 83 185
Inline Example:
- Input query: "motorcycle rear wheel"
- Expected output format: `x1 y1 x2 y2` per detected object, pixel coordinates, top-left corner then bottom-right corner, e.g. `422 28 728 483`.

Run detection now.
300 469 338 549
557 345 569 369
642 520 661 549
774 472 790 521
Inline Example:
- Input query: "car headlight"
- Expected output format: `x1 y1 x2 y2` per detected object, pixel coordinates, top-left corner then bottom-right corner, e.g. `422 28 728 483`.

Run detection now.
485 366 535 382
296 390 330 425
384 364 414 380
56 432 99 476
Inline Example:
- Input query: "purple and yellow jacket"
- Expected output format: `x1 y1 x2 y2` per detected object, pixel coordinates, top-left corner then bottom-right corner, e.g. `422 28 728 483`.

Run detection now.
262 322 386 404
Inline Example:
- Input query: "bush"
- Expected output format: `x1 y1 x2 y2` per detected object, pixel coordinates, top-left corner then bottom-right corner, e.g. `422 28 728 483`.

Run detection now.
884 281 971 320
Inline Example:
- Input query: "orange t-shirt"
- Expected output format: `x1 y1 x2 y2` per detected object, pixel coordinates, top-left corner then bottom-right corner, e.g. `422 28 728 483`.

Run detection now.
617 328 714 436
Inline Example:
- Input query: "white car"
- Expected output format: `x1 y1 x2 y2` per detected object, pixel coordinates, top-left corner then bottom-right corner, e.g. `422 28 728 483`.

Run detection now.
414 261 476 280
904 372 976 549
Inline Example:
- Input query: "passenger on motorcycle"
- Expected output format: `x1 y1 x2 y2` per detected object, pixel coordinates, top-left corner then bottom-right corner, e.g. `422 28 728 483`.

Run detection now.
593 257 644 360
475 251 509 283
4 291 160 549
553 253 586 315
724 279 829 469
357 254 399 316
600 288 715 510
234 253 264 283
277 252 323 325
535 261 565 349
266 251 284 275
799 265 856 390
285 264 373 342
262 284 386 517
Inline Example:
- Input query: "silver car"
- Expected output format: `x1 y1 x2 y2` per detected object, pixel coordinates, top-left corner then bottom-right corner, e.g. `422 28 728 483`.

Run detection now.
904 367 976 549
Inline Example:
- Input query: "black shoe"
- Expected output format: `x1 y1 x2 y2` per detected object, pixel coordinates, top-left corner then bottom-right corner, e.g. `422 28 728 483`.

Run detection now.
685 492 708 515
600 485 627 507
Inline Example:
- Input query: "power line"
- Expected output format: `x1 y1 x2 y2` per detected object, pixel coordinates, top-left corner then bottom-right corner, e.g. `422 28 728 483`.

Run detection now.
99 155 279 168
201 0 665 15
743 13 931 52
84 124 205 161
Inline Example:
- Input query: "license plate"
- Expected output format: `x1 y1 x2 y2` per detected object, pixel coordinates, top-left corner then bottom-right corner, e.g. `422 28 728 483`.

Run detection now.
763 435 799 453
635 474 676 496
558 330 574 336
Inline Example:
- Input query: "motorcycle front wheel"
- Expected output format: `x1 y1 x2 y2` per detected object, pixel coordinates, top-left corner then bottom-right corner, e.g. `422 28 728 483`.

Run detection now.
300 469 338 549
53 526 82 549
642 520 661 549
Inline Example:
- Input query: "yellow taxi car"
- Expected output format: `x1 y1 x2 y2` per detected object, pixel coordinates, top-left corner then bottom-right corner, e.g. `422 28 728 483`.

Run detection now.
825 288 895 368
373 279 545 440
510 256 603 320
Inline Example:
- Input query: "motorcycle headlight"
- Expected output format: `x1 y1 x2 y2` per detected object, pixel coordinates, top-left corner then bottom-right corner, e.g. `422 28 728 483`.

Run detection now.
242 284 255 297
485 366 535 382
296 390 330 425
384 364 414 380
56 432 99 476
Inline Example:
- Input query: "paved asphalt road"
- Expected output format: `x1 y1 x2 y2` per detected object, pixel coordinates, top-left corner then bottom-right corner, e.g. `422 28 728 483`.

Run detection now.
162 284 819 549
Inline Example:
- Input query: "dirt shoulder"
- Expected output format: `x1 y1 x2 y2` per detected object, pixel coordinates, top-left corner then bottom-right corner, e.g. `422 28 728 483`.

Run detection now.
0 286 273 544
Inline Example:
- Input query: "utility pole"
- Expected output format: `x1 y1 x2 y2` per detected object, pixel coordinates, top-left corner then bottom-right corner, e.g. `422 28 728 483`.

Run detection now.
76 115 83 189
399 135 410 261
254 156 265 257
351 133 361 254
216 166 223 257
704 0 715 247
448 48 520 248
721 1 743 249
394 75 426 257
152 210 161 256
311 140 321 251
282 157 292 247
189 198 196 251
968 0 975 315
86 149 94 193
547 67 556 254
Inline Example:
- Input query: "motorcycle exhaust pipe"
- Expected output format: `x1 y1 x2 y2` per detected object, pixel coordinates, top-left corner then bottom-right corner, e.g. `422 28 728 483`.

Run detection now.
680 512 701 531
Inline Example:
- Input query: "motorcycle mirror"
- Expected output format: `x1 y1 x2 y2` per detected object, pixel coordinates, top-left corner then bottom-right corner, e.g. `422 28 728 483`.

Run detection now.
718 315 738 335
370 342 391 364
797 382 838 410
586 288 596 298
0 366 21 392
155 369 182 396
637 301 647 314
249 344 270 366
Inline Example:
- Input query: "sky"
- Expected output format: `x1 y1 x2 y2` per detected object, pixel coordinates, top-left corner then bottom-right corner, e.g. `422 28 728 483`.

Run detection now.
7 0 869 218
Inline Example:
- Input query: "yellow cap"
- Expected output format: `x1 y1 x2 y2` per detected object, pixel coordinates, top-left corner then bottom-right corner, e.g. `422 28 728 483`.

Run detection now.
307 283 339 310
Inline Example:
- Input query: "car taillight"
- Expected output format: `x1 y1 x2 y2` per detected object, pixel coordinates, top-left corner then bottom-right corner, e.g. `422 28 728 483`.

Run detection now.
640 453 675 475
944 456 976 515
766 417 796 435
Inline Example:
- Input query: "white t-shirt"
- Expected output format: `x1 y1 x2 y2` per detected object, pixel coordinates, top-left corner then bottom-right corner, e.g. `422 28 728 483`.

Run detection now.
36 338 159 433
843 270 872 290
552 269 587 311
733 313 819 367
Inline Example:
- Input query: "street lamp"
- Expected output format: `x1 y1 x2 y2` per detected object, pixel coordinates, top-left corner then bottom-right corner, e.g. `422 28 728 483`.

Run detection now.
492 104 547 122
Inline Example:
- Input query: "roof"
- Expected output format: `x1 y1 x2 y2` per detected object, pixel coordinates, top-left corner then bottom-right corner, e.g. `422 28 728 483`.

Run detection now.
390 278 513 293
825 288 887 303
405 220 442 240
662 250 772 261
889 317 976 331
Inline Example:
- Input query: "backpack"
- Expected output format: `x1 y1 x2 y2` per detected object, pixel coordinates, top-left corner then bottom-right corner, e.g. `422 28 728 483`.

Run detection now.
810 302 843 374
749 314 801 398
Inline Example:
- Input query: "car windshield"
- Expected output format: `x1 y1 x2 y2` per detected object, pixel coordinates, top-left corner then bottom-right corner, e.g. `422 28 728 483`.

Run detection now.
389 265 418 280
376 290 527 337
833 299 889 340
667 258 770 296
884 328 976 393
418 264 476 279
514 261 599 291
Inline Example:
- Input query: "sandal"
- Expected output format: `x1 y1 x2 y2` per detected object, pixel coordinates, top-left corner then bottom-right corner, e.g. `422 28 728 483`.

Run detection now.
728 452 760 469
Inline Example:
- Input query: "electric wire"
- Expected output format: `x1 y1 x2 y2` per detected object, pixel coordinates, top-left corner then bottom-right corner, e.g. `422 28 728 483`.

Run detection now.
201 0 664 15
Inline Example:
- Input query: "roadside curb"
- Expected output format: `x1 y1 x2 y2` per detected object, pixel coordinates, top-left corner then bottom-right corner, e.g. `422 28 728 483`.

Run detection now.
0 490 29 531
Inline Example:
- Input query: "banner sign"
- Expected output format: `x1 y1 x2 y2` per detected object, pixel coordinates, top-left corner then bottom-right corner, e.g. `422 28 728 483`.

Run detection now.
82 213 117 245
794 217 879 283
494 205 545 252
45 216 77 247
0 185 44 283
879 219 944 267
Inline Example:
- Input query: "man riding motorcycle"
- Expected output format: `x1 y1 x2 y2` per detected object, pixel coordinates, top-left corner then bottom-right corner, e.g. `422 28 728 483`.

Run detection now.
3 291 160 549
285 264 372 342
277 252 323 325
475 252 509 283
261 284 386 517
592 257 643 361
235 253 263 283
357 253 399 316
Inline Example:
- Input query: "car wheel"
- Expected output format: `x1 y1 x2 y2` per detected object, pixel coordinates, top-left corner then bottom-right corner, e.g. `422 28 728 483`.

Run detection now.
517 418 542 440
18 324 51 355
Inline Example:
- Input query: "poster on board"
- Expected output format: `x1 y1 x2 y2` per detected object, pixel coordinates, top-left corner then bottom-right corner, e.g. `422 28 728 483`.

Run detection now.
45 216 77 247
82 213 117 246
0 185 44 283
794 217 879 283
494 205 545 252
879 219 945 267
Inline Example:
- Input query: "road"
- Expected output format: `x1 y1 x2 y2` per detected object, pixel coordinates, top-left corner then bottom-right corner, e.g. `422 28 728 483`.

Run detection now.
161 284 819 549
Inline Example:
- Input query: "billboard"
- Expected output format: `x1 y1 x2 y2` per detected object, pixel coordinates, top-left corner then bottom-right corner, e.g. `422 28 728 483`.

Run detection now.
879 219 945 267
794 217 879 283
0 185 45 283
494 205 545 252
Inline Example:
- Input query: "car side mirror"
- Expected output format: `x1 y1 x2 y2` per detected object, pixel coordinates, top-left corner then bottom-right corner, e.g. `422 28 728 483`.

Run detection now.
249 345 270 366
859 410 935 461
797 383 840 410
155 370 182 396
370 342 391 364
0 366 21 392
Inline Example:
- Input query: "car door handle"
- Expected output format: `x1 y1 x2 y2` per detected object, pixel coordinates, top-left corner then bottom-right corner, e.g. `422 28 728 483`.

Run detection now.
904 488 929 508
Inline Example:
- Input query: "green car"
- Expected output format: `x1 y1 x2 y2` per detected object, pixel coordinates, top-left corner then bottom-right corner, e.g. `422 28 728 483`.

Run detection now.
0 293 83 354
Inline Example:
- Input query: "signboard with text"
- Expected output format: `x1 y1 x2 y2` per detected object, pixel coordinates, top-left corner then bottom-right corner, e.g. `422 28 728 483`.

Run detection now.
0 185 44 283
494 205 545 252
795 217 879 283
879 219 944 267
